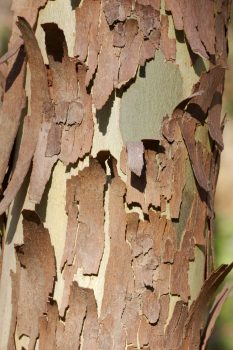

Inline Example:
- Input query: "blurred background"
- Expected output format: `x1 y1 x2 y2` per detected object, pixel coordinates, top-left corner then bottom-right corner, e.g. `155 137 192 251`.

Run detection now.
0 1 232 349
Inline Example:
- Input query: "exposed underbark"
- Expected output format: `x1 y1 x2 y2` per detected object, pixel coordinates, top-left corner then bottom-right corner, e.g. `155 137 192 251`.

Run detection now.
0 0 232 349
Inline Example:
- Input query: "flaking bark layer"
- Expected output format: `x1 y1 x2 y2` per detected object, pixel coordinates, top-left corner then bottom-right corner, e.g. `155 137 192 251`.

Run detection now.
0 0 232 349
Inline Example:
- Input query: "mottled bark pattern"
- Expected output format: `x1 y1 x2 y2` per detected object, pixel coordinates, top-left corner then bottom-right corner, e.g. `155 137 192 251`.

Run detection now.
0 0 233 349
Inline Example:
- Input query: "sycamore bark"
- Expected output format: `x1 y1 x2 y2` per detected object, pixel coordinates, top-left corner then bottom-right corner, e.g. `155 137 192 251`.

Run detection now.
0 1 232 349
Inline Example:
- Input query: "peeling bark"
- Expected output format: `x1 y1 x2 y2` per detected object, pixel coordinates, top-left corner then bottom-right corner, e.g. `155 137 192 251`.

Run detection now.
0 0 232 349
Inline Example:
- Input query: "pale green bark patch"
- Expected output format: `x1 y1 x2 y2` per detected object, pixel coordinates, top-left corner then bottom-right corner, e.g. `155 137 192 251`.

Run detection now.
188 246 205 303
120 51 183 143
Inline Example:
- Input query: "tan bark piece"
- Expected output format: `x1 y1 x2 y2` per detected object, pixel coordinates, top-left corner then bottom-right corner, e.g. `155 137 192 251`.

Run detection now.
74 0 101 87
145 149 160 209
99 165 134 349
126 169 147 213
160 15 176 61
68 64 94 162
170 144 186 219
165 0 183 30
0 2 231 349
0 64 7 102
181 0 208 59
56 283 92 350
43 23 78 120
75 158 106 275
162 220 176 263
138 316 150 348
122 297 141 347
150 0 161 10
46 123 62 157
196 0 215 56
187 193 207 246
182 262 233 349
0 40 23 65
154 263 170 295
59 64 94 165
142 290 160 324
130 220 159 291
127 141 144 177
39 302 59 350
118 19 143 88
42 22 85 168
207 84 224 150
180 115 209 192
148 294 170 348
151 211 167 257
164 300 188 349
201 286 233 349
16 210 56 349
162 116 179 143
92 11 119 110
113 22 126 48
82 290 99 350
85 1 102 87
59 126 76 166
7 268 20 349
11 0 48 27
170 251 190 302
135 3 160 38
120 146 127 175
0 0 48 187
0 49 26 189
215 12 228 66
0 17 53 214
60 265 78 319
103 0 131 26
139 28 160 66
60 176 79 269
189 66 225 121
29 122 58 203
158 155 173 202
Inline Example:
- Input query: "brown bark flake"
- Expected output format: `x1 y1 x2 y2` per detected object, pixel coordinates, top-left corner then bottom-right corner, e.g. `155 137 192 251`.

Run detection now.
0 2 232 349
0 18 53 214
127 141 144 177
164 301 188 349
99 165 133 349
165 0 183 30
0 0 48 187
180 115 209 192
160 15 176 61
74 0 101 69
207 83 224 151
181 262 233 349
169 144 187 219
145 149 160 209
142 290 160 324
39 302 59 350
189 66 225 122
103 0 132 26
181 0 208 59
201 286 233 349
15 210 56 349
57 283 98 350
75 159 106 275
118 19 143 88
61 158 106 278
92 10 119 110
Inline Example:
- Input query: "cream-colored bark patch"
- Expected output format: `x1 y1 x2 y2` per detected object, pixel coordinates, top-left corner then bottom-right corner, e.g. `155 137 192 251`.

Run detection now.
36 0 76 63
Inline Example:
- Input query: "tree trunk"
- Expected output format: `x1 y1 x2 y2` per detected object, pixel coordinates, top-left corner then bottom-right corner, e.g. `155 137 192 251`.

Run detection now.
0 1 232 349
